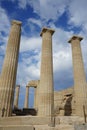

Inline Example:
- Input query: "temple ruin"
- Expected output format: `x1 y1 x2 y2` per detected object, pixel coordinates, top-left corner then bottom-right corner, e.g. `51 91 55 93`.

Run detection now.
0 20 87 130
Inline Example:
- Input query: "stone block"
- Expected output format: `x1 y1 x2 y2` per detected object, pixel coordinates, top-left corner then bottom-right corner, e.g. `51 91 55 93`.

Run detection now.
34 124 74 130
0 125 34 130
74 124 87 130
55 116 84 125
0 116 51 126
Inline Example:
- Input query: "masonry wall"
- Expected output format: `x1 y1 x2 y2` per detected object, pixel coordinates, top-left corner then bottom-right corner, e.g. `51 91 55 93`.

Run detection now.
54 87 76 116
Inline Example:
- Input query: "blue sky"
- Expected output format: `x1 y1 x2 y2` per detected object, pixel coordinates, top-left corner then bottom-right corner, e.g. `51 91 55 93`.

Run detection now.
0 0 87 108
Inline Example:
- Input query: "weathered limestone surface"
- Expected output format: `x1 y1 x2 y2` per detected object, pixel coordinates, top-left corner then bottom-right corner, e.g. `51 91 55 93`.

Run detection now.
0 125 74 130
0 125 34 130
0 20 22 117
14 85 20 109
28 80 39 87
33 80 40 110
24 86 29 108
34 124 74 130
68 36 87 116
74 124 87 130
0 116 84 130
54 87 75 116
0 116 52 125
38 28 55 117
24 80 40 109
0 115 84 125
34 87 38 110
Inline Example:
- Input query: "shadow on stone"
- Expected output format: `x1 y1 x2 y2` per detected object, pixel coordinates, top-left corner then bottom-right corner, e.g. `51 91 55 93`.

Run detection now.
13 108 37 116
64 95 72 116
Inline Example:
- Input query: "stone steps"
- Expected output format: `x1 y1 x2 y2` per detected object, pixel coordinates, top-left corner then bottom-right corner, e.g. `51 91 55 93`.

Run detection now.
57 116 84 124
34 124 74 130
0 123 75 130
0 125 34 130
0 116 51 125
0 124 74 130
0 116 84 126
1 123 87 130
0 116 84 130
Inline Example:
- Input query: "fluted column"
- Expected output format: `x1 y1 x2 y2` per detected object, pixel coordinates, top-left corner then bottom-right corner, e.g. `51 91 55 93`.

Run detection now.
0 20 22 117
34 87 38 110
24 86 29 108
38 28 55 117
34 80 40 112
14 85 20 109
68 36 87 116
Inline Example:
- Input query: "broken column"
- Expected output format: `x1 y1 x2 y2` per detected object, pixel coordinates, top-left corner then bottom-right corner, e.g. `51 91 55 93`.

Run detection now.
24 86 29 108
38 28 55 117
14 85 20 109
0 20 22 117
68 36 87 116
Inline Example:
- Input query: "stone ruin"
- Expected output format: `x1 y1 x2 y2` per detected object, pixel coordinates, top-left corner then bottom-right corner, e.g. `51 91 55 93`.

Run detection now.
0 20 87 130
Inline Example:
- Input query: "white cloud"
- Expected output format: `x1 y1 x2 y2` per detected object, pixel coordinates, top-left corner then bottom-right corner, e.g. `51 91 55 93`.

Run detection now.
68 0 87 28
27 18 41 27
18 0 69 24
17 52 40 87
0 6 10 53
0 7 10 33
18 0 40 12
39 0 69 22
17 0 87 34
10 0 69 24
17 36 42 87
18 0 29 9
23 18 41 34
20 36 41 52
0 6 10 73
7 0 87 33
53 48 72 72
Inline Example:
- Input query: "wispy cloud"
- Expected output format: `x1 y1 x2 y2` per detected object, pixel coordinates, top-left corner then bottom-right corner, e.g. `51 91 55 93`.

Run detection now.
0 6 10 73
0 7 10 33
17 0 40 12
27 18 41 27
20 36 41 52
39 0 69 23
68 0 87 28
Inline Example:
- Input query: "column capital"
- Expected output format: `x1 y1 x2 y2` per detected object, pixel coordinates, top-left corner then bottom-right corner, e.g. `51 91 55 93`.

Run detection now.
26 85 29 88
16 85 20 88
27 80 40 88
40 27 55 37
68 35 83 43
11 20 22 26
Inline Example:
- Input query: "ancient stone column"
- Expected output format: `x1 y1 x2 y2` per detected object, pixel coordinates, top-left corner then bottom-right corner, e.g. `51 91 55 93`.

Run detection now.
24 86 29 108
68 36 87 116
38 28 55 117
34 87 38 110
34 80 40 112
14 85 20 109
0 20 22 117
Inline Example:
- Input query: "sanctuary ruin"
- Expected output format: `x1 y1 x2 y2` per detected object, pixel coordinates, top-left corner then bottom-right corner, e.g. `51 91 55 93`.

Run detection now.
0 20 87 130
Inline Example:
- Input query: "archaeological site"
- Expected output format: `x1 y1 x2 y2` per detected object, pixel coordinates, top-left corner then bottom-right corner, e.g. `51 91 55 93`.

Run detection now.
0 20 87 130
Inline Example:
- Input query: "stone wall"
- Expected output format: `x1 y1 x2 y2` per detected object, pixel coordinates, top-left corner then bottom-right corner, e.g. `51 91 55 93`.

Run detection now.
54 87 76 116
